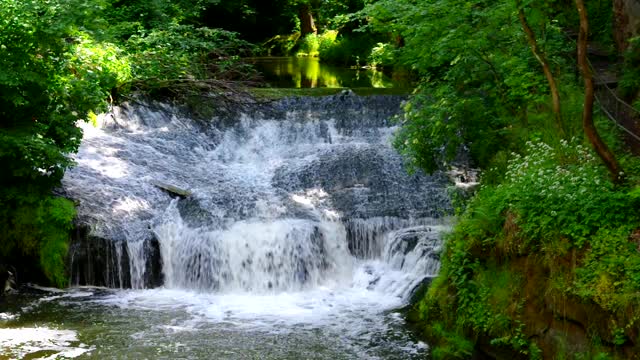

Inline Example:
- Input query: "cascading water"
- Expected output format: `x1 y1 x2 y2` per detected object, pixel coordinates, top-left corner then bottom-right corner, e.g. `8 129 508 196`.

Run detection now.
48 92 454 358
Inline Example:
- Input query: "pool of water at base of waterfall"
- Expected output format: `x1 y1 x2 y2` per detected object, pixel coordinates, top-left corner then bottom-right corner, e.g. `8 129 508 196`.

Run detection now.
0 275 428 359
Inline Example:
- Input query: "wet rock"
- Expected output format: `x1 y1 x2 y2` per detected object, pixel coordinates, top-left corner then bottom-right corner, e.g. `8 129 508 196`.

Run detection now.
408 276 434 304
273 147 451 220
0 265 16 295
176 196 217 228
68 221 163 288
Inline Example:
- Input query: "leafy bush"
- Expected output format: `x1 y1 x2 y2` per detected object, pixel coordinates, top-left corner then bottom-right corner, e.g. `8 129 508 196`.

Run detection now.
368 42 396 68
126 25 253 86
0 0 121 286
297 31 338 58
0 195 77 288
414 138 640 357
319 32 381 66
104 0 217 39
296 30 386 67
263 33 301 56
297 33 322 57
498 140 639 247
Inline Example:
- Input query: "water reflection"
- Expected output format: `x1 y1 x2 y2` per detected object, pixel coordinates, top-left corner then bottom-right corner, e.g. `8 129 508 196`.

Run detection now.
249 57 409 88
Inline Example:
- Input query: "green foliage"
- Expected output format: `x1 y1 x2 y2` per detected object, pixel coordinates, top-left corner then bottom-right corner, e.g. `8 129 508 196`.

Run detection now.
297 31 338 57
413 138 640 356
318 32 382 67
380 0 576 172
574 227 640 311
38 197 76 287
619 37 640 100
295 29 384 67
104 0 219 38
0 0 115 286
0 0 253 286
368 42 396 68
0 196 75 288
194 0 366 43
126 25 253 86
491 322 542 358
429 321 475 359
499 140 638 246
363 0 640 357
464 139 639 260
263 33 301 56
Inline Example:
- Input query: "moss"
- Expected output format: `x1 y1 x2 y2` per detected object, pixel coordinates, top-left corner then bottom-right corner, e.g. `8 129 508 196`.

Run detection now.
249 87 344 99
0 196 75 288
37 197 76 288
248 87 411 100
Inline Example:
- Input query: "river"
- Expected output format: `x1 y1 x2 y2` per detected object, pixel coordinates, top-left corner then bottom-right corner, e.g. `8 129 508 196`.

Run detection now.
0 59 450 359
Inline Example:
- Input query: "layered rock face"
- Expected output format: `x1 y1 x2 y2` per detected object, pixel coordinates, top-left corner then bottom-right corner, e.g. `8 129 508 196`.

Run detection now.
62 93 452 291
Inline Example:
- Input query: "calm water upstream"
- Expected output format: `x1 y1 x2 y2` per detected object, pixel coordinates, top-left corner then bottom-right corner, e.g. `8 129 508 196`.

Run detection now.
0 85 447 359
249 57 411 88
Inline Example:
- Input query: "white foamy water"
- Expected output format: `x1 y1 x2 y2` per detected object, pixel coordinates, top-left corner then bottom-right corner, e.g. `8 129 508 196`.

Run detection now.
0 327 93 359
55 96 451 358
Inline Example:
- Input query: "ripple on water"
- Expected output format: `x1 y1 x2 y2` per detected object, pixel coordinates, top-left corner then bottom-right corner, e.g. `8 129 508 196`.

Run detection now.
0 283 427 359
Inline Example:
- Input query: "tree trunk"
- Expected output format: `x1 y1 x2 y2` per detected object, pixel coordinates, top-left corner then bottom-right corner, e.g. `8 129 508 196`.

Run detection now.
613 0 640 52
576 0 624 184
517 4 564 136
394 35 405 48
299 4 317 37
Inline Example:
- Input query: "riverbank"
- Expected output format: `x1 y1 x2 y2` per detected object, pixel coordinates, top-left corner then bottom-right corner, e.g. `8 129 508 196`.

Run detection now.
407 139 640 359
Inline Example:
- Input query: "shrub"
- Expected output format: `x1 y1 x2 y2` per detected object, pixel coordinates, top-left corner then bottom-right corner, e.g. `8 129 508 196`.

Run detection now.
498 140 639 247
126 25 254 85
368 42 396 68
415 138 640 357
319 32 381 66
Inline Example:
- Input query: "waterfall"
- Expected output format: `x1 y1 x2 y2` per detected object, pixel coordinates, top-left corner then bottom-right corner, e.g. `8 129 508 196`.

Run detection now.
154 201 353 292
63 93 452 302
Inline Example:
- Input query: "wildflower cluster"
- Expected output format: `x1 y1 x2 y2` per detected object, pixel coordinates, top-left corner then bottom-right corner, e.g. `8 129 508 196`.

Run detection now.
497 140 637 247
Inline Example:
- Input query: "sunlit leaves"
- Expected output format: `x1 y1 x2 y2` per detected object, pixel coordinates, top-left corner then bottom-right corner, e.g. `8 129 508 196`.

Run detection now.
0 0 125 287
364 0 573 172
1 0 255 286
126 24 251 83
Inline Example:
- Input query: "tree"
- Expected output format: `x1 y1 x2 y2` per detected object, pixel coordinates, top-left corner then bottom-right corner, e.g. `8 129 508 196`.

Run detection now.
299 3 318 36
516 0 565 136
367 0 558 172
575 0 624 183
0 0 126 286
